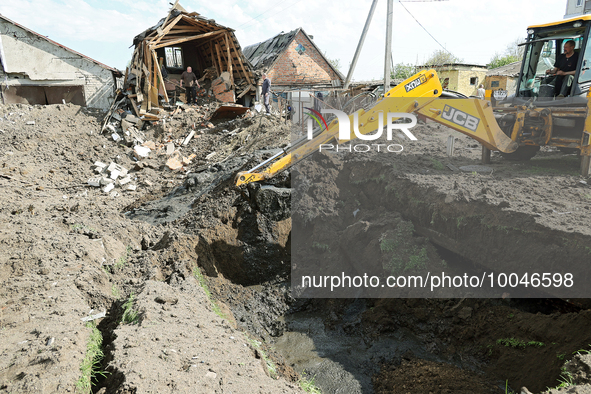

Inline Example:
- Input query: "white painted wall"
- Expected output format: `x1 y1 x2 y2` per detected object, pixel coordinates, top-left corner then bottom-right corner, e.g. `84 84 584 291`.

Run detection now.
0 19 116 110
564 0 591 18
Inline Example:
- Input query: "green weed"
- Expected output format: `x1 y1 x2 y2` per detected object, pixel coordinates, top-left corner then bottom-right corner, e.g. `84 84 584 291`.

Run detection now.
299 370 322 393
312 242 331 253
193 266 226 319
430 158 445 170
245 335 277 379
496 338 545 349
76 322 107 393
121 293 139 325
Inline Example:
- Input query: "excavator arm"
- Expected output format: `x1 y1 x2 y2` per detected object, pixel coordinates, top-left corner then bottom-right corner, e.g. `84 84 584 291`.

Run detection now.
235 69 518 187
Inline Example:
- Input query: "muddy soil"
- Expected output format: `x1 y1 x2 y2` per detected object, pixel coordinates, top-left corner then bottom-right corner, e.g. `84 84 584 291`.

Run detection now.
1 101 591 394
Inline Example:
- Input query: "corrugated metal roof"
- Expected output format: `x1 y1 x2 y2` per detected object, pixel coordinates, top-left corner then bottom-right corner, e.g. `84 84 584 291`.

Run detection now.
243 29 299 71
486 61 521 77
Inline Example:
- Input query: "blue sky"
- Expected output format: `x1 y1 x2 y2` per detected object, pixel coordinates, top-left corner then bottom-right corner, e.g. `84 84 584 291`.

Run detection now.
0 0 567 80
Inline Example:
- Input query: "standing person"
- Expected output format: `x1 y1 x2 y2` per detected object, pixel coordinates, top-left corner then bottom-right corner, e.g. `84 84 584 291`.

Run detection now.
477 84 485 99
261 73 271 114
180 66 200 105
546 40 579 97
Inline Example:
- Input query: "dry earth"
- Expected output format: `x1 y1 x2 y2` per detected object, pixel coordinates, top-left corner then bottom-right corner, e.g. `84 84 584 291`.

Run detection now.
0 102 591 394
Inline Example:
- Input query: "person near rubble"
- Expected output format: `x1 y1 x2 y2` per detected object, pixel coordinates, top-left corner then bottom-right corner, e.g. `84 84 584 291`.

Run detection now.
261 73 271 114
180 66 200 105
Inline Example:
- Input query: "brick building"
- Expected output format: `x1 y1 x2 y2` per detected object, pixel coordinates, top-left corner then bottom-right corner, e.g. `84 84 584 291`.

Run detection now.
243 28 343 120
243 28 343 90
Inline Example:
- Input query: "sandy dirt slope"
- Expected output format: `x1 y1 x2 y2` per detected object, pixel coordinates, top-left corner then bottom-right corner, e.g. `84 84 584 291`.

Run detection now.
0 103 300 393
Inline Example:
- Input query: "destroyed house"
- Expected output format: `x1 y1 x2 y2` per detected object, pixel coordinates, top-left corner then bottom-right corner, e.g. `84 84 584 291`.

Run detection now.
0 15 121 109
128 4 256 110
243 28 344 92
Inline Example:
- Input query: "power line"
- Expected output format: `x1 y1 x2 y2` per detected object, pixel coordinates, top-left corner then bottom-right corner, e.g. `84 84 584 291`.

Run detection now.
397 1 454 56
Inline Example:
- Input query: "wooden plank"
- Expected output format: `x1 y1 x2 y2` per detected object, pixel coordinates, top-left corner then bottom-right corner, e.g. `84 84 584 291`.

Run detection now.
154 0 179 39
224 34 233 86
210 43 219 75
215 42 223 78
151 14 183 46
145 41 152 111
152 30 225 49
162 28 206 35
237 84 253 99
229 38 251 85
129 97 141 117
152 50 169 104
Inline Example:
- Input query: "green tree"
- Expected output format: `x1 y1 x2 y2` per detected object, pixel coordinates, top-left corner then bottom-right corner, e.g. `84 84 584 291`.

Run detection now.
324 51 341 70
487 37 525 69
391 63 416 80
488 53 520 69
423 50 463 66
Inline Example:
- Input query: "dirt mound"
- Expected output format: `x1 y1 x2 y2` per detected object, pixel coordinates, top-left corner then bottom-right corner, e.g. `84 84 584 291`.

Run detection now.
0 102 300 393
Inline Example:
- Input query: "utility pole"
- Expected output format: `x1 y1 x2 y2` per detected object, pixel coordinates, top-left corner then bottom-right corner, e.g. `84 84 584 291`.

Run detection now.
343 0 448 92
343 0 379 90
384 0 393 94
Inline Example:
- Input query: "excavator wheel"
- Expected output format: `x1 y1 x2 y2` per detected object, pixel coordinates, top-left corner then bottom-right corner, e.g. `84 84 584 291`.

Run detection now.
501 145 540 161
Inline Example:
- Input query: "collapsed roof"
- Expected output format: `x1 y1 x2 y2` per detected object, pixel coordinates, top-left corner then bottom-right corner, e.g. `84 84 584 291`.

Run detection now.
127 2 255 110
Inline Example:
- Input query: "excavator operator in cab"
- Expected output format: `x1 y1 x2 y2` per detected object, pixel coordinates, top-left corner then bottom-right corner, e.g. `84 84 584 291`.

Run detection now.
545 40 578 97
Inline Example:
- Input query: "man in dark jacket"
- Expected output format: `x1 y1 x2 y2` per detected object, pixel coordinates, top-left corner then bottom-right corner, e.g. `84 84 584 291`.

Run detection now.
180 66 200 104
261 73 271 114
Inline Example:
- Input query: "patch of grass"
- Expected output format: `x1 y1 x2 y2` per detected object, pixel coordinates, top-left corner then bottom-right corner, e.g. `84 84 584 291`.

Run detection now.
557 353 566 361
76 322 107 393
548 368 575 390
114 245 132 271
111 285 120 300
456 217 464 229
430 158 445 170
312 242 331 253
299 370 322 393
380 222 430 275
496 338 545 349
120 293 139 325
574 344 591 355
245 335 277 379
193 266 226 319
507 313 514 319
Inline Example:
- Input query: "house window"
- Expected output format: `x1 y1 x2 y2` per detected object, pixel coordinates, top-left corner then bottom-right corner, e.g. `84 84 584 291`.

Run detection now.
470 77 478 85
576 0 583 7
296 43 306 55
165 47 183 69
491 81 500 87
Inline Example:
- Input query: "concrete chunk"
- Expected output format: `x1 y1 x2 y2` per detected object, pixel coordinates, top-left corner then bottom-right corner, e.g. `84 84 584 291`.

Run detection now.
88 177 102 187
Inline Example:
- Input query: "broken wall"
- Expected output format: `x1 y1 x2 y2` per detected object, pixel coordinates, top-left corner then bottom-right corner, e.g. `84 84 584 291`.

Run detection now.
0 19 117 109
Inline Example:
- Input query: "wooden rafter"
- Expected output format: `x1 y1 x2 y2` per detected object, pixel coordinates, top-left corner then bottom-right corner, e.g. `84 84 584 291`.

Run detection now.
152 30 225 49
150 14 183 46
224 33 233 86
228 38 251 84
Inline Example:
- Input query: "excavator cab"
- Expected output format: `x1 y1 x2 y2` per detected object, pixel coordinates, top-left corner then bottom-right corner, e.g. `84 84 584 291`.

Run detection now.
513 16 591 105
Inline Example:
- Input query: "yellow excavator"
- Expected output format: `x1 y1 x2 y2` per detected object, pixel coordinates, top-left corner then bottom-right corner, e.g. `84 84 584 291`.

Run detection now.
236 15 591 187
